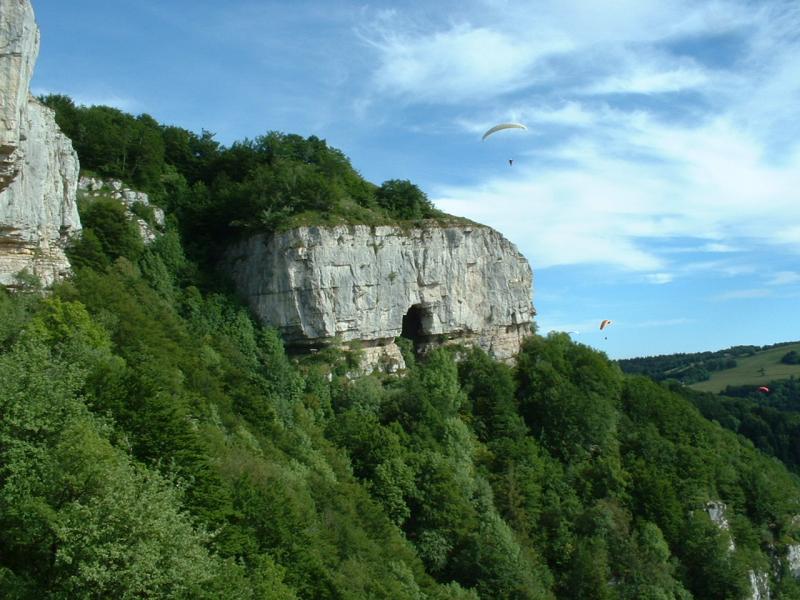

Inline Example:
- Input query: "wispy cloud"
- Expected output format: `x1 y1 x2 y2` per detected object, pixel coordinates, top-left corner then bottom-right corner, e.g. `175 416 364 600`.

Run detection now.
585 57 710 95
361 0 800 279
702 242 739 253
645 273 674 284
359 0 758 104
767 271 800 286
714 288 772 301
434 108 800 270
364 22 570 103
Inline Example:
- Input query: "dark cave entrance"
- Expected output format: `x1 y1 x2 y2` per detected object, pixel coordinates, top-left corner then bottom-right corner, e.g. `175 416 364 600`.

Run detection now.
401 304 427 352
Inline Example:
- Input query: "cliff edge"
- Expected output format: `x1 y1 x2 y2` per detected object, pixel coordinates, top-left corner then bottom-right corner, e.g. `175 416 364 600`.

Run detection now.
224 223 534 370
0 0 80 287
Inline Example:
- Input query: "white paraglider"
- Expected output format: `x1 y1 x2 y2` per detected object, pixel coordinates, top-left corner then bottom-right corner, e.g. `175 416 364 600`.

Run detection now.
481 122 527 141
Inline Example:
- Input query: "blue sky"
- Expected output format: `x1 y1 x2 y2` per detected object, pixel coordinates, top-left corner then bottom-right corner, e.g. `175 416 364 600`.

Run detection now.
31 0 800 359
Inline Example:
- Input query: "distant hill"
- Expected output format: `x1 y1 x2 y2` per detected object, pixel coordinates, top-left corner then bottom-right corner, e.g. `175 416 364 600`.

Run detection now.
617 341 800 388
690 342 800 392
623 343 800 477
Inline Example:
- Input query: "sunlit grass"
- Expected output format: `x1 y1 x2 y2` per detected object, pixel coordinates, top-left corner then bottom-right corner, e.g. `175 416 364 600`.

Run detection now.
690 342 800 392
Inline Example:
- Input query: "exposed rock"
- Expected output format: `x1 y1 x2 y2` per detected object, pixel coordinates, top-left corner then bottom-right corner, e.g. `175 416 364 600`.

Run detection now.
705 500 736 552
788 544 800 578
748 570 771 600
223 223 534 371
78 176 164 244
0 0 81 287
0 0 38 190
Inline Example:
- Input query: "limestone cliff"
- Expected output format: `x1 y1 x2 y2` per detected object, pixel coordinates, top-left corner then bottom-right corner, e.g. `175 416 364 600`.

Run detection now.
224 223 534 370
0 0 80 287
79 176 165 244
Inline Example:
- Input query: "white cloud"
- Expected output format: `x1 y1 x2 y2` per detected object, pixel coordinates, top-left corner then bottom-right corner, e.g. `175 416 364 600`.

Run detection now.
714 288 772 300
365 23 570 102
702 242 739 253
645 273 674 284
360 0 759 103
359 0 800 276
434 106 800 271
767 271 800 286
585 51 710 95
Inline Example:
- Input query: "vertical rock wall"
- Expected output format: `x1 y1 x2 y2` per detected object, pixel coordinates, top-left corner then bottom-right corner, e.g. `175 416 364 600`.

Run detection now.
0 0 80 287
224 223 535 370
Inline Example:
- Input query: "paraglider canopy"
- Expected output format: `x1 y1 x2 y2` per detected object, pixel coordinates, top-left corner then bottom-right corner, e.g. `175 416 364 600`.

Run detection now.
599 319 613 331
758 386 770 393
482 122 527 140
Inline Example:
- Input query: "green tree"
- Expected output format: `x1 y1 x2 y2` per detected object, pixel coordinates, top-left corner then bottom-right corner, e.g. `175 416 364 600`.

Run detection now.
79 197 144 262
375 179 437 220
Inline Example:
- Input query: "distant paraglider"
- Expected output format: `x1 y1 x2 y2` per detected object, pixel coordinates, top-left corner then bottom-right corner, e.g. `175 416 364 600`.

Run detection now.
600 319 612 340
482 122 527 140
483 123 527 166
758 386 770 393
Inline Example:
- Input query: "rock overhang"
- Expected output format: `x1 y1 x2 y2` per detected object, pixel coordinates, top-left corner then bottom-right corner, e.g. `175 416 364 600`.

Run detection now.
223 222 535 371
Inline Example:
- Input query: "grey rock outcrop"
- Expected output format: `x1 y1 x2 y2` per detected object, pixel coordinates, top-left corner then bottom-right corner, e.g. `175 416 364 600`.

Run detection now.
0 0 80 287
706 501 773 599
79 176 164 243
706 500 736 552
749 570 771 600
0 0 37 189
224 223 534 371
788 544 800 578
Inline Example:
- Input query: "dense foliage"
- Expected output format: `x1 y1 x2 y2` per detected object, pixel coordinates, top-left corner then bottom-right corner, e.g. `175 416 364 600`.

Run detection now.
616 345 789 385
684 379 800 474
41 95 447 261
3 97 800 598
783 351 800 365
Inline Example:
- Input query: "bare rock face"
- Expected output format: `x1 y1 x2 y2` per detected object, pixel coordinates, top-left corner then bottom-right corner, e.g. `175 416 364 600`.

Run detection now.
705 500 735 552
224 223 534 370
0 0 80 287
748 570 771 600
0 0 38 189
79 176 164 244
788 544 800 578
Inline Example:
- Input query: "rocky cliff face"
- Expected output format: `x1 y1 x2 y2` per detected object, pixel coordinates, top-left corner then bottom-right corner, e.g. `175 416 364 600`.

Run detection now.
706 500 775 600
79 176 165 244
224 223 534 370
0 0 80 287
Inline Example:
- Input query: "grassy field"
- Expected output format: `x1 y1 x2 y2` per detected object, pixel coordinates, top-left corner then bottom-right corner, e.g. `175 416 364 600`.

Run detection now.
690 342 800 393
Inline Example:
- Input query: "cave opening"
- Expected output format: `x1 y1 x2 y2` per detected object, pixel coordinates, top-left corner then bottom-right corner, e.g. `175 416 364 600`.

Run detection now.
401 304 426 352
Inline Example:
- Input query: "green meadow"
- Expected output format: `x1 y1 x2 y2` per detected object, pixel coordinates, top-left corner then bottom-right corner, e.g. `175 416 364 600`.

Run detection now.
690 342 800 392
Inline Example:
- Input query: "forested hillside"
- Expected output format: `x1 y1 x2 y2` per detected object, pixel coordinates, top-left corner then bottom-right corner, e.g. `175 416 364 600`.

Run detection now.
676 378 800 477
2 98 800 598
42 95 451 255
618 342 800 386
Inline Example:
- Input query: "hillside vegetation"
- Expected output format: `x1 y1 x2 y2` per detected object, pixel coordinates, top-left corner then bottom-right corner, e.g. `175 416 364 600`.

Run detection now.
690 343 800 392
686 379 800 475
41 95 460 258
2 98 800 598
618 341 800 387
